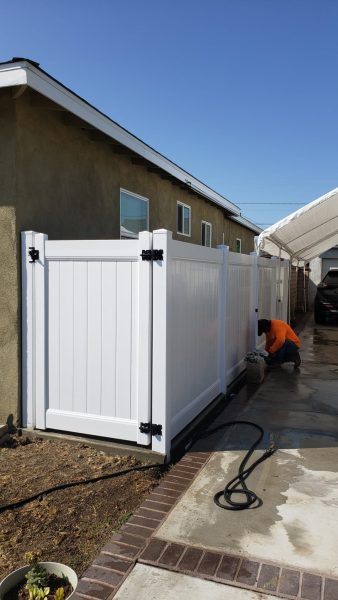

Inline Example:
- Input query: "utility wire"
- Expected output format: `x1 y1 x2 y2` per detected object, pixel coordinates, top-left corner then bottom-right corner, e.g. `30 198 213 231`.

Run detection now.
239 203 303 205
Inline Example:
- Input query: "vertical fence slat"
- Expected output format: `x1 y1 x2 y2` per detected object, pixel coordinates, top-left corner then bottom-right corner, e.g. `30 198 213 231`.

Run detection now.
115 261 132 419
59 261 74 412
73 261 88 413
101 261 117 417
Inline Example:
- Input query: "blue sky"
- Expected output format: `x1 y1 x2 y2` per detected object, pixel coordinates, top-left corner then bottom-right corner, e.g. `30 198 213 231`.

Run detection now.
1 0 338 228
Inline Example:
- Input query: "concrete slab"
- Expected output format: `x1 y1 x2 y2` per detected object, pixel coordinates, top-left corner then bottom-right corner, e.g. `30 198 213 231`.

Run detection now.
155 319 338 577
21 428 165 463
157 445 338 575
114 564 283 599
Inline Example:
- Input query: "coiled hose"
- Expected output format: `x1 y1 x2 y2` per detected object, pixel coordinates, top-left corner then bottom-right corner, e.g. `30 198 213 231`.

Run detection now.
187 420 277 510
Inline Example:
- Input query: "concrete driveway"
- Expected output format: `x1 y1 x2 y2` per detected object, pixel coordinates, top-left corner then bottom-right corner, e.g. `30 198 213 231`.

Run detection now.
77 318 338 600
155 319 338 579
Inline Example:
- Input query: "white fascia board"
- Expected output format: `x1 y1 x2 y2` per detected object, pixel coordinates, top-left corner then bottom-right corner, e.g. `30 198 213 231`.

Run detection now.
0 60 240 216
230 214 262 234
0 62 28 87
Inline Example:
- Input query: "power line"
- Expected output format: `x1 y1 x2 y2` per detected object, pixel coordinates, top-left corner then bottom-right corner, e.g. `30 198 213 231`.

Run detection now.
239 202 303 205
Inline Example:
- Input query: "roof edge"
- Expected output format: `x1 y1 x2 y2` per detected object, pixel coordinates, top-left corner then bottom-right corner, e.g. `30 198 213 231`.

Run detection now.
0 59 242 216
231 214 262 234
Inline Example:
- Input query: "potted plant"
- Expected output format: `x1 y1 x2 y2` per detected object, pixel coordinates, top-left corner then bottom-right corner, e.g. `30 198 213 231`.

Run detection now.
0 552 77 600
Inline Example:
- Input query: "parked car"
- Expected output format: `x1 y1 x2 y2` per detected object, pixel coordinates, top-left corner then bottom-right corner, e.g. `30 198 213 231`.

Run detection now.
314 268 338 324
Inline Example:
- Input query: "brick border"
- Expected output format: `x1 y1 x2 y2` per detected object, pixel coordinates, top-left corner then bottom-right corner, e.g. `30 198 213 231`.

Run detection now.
138 539 338 600
73 450 338 600
73 452 211 600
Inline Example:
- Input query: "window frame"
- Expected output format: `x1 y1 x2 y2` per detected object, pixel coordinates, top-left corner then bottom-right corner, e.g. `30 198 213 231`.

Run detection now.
120 188 149 239
236 238 242 253
177 201 191 237
201 220 212 248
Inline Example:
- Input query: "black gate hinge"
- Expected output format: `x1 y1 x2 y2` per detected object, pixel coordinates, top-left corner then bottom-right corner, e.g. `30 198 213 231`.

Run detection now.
28 247 39 263
140 249 164 261
139 422 162 436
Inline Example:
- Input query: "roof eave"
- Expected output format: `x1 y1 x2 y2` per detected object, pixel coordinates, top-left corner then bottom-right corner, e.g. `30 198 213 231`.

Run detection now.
231 214 262 234
0 59 241 217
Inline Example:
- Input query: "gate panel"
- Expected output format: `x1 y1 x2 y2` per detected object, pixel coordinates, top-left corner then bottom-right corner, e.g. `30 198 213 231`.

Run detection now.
151 230 225 457
23 232 152 445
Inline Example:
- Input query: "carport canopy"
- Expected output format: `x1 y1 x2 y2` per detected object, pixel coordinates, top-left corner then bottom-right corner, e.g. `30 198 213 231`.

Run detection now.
255 187 338 264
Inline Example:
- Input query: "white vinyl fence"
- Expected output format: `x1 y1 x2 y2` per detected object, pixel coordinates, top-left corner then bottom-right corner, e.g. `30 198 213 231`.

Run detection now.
22 229 289 458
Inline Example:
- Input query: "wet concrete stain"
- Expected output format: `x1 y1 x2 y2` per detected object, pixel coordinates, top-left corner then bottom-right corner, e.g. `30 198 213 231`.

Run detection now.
283 519 313 555
179 450 305 555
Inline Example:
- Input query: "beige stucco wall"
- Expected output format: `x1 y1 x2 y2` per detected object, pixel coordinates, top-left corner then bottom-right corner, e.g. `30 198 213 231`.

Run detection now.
15 90 255 250
0 87 256 425
0 91 20 425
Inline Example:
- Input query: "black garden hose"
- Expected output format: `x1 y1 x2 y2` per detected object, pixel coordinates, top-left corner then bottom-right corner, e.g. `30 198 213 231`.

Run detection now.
0 463 164 514
186 420 277 511
1 422 275 514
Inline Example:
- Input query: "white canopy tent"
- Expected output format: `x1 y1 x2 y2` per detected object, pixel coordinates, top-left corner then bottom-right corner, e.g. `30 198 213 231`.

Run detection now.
255 187 338 265
255 187 338 321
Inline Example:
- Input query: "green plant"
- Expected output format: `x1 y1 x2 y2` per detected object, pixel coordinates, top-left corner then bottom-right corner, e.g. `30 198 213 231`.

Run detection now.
25 552 48 589
23 551 71 600
55 587 65 600
115 511 132 528
27 584 50 600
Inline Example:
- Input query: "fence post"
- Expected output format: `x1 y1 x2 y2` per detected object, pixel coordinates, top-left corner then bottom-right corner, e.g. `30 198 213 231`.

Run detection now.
217 245 229 394
270 256 278 318
250 251 259 350
21 231 48 430
137 231 153 446
151 229 172 459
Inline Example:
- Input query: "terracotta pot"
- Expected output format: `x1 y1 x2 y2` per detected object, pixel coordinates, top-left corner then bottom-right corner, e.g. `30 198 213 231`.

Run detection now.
0 562 78 599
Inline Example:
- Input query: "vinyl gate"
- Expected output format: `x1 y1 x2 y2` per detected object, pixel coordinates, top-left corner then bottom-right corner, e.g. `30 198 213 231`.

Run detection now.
22 230 289 458
22 231 153 447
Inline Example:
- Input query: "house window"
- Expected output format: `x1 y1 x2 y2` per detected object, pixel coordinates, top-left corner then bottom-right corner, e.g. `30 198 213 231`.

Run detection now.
236 238 242 253
201 221 212 247
177 202 191 236
120 189 149 239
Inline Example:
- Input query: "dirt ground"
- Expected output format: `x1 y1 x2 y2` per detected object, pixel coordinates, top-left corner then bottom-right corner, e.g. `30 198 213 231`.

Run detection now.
0 433 163 581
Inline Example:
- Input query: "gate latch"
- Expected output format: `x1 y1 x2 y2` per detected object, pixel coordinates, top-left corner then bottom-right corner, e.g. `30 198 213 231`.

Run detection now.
28 247 39 263
140 249 164 261
139 422 162 436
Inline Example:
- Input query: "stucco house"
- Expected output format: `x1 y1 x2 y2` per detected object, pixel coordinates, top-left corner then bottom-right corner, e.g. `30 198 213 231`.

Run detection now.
0 57 260 426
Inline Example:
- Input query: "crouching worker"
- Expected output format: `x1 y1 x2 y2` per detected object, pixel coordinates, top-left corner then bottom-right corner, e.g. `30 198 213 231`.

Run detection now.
258 319 301 368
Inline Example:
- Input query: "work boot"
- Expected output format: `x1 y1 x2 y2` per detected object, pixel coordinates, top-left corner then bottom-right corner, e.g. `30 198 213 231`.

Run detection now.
293 352 301 369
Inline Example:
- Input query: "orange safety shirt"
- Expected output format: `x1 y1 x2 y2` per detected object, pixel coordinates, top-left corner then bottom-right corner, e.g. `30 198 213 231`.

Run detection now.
265 319 301 354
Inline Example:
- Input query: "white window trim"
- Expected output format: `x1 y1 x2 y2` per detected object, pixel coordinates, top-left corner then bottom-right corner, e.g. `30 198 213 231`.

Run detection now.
236 238 242 253
120 188 149 239
177 201 191 237
201 220 212 247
